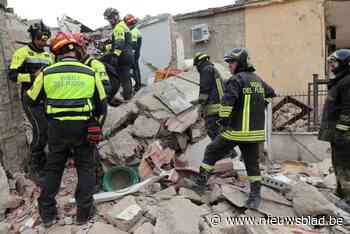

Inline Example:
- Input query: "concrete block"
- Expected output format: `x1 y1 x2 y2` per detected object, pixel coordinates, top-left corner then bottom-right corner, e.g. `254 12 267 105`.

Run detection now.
0 166 9 221
221 184 247 208
0 222 9 234
179 187 202 204
106 196 143 232
154 197 202 234
165 107 199 133
154 186 177 199
89 222 128 234
109 128 140 161
134 222 154 234
132 115 160 138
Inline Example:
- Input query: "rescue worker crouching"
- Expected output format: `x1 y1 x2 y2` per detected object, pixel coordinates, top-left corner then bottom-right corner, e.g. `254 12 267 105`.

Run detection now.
124 14 142 92
195 48 275 210
24 32 107 227
319 49 350 213
103 8 134 101
8 21 52 181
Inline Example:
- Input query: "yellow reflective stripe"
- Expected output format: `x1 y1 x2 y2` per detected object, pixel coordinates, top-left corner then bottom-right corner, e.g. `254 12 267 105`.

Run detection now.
265 98 272 103
47 105 92 114
198 54 208 60
242 94 251 132
336 124 350 131
222 129 265 142
95 75 107 101
215 78 224 100
223 130 265 136
248 176 262 182
206 104 220 114
219 105 233 117
54 116 90 121
27 73 44 100
17 73 31 83
201 163 215 172
114 49 122 56
222 133 265 142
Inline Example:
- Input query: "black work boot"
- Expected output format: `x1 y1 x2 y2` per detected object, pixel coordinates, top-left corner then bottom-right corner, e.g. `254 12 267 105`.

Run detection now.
245 181 262 210
336 199 350 213
193 165 214 192
76 205 97 225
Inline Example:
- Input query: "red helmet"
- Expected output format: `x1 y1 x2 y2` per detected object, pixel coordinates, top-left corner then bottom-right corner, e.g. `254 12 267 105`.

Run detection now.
73 32 89 48
50 32 78 55
124 14 137 26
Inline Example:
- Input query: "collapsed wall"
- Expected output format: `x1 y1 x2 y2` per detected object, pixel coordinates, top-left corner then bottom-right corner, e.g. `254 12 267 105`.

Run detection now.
0 7 29 174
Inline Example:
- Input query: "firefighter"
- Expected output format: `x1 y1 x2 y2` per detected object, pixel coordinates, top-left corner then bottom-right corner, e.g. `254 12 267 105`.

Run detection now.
73 32 112 102
124 14 142 92
103 8 134 101
73 32 110 192
23 32 107 227
195 48 275 210
192 52 224 140
8 21 52 180
319 49 350 213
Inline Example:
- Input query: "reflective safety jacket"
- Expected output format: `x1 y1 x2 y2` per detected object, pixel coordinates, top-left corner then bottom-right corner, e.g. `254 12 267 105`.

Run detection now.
219 72 275 142
197 61 224 116
25 58 107 121
83 56 112 97
319 70 350 144
130 26 142 57
112 21 132 56
8 44 53 92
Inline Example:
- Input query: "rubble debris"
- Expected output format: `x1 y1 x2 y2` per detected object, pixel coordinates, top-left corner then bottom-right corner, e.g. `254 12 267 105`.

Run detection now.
134 222 154 234
132 115 161 138
104 102 139 134
154 186 177 200
154 197 202 234
292 181 350 221
165 107 199 133
0 222 9 234
0 165 9 221
45 225 71 234
106 196 144 232
106 127 140 163
272 96 312 131
89 222 128 234
138 141 175 180
178 187 202 204
262 174 293 192
221 184 247 208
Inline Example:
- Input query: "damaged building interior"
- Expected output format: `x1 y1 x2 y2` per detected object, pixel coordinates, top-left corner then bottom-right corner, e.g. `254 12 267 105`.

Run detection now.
1 0 350 233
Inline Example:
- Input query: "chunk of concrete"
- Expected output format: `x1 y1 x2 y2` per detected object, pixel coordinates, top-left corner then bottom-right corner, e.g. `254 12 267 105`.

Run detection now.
46 226 71 234
165 107 199 133
134 222 154 234
132 115 161 138
104 102 139 132
89 222 128 234
106 196 143 232
209 184 224 204
179 187 202 204
221 184 247 208
321 173 336 189
108 127 140 161
0 166 9 221
292 181 345 218
154 197 202 234
154 186 177 200
0 222 10 234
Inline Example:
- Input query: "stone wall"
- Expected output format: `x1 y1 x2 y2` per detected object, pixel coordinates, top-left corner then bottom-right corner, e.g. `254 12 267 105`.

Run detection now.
0 8 29 174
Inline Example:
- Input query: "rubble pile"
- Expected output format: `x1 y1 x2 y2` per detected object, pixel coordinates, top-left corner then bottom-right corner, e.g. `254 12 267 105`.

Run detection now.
273 103 308 132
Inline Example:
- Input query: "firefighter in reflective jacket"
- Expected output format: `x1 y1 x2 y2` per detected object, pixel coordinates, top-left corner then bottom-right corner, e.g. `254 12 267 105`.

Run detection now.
125 14 142 92
195 48 275 210
193 52 224 140
73 33 112 102
8 21 52 180
103 8 134 101
23 32 107 227
319 49 350 213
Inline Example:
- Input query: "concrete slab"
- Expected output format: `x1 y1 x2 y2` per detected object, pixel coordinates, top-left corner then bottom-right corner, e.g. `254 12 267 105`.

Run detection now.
106 196 143 232
132 115 160 138
89 222 128 234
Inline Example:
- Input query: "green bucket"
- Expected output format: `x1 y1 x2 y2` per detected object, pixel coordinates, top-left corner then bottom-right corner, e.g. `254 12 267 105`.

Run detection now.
102 166 140 192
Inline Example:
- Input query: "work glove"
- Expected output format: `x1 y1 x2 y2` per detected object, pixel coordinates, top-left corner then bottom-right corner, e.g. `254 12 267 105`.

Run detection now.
87 119 103 144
